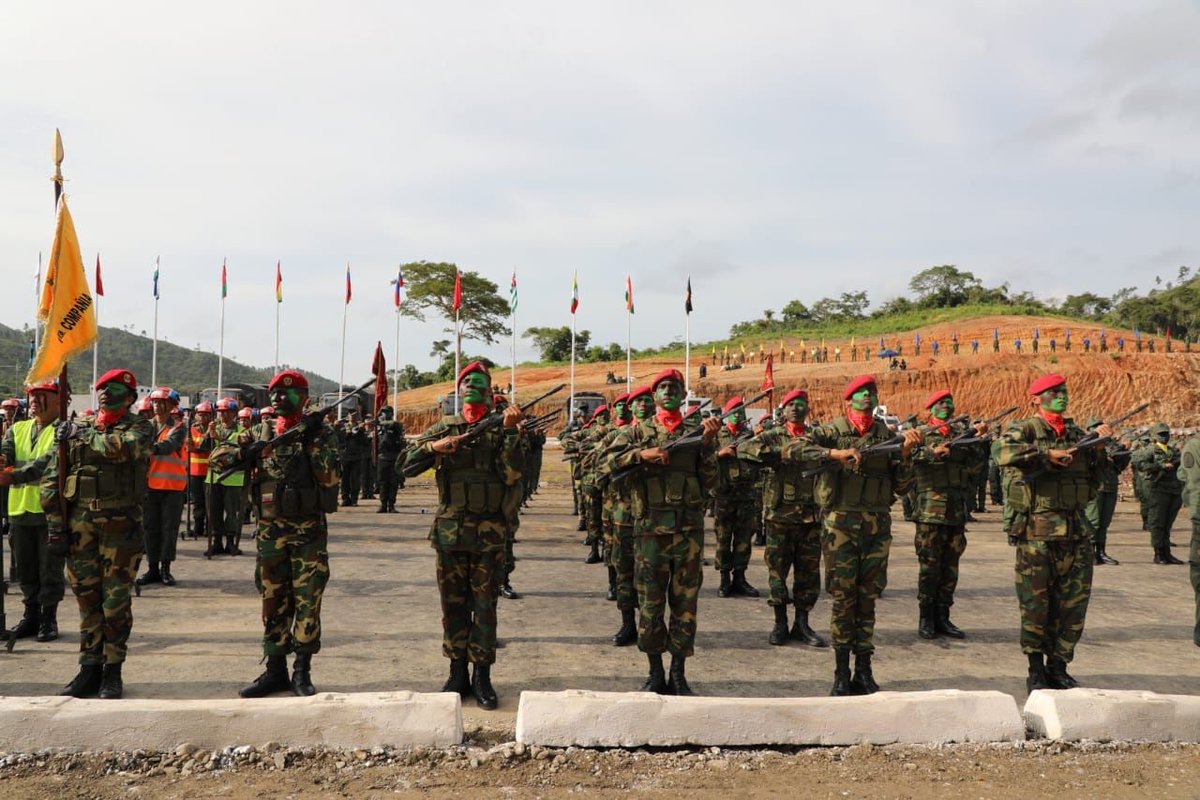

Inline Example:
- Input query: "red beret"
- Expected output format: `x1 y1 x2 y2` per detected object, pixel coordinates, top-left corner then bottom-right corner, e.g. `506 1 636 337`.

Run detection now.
651 368 684 390
924 389 952 409
722 396 745 415
94 368 137 391
780 388 808 407
26 380 60 394
613 392 631 405
628 384 653 402
268 369 308 391
843 374 876 400
457 360 490 385
1028 373 1066 395
589 404 609 422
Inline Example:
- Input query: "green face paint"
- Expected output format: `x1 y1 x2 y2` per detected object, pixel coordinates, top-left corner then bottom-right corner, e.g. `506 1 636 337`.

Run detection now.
1039 387 1068 413
99 382 130 412
785 398 808 424
654 380 683 411
932 397 954 420
459 372 490 404
270 387 305 415
723 408 746 426
850 386 877 412
614 401 631 421
632 396 655 419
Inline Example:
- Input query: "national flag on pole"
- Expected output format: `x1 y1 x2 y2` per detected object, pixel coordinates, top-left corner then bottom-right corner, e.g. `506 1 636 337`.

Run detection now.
684 277 693 314
275 261 283 303
510 270 518 313
94 254 104 297
153 256 160 299
762 353 774 390
452 269 462 311
345 263 352 304
570 270 579 314
392 267 404 308
625 274 634 314
28 195 98 384
221 260 228 298
371 340 388 415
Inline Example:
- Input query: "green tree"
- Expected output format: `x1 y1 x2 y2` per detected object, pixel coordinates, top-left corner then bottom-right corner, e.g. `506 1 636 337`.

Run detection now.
780 300 811 324
1058 292 1111 319
524 326 591 362
400 261 511 345
908 265 982 308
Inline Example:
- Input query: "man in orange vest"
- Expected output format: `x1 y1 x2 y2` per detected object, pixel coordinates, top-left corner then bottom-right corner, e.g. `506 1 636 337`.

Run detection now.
137 388 188 587
185 401 214 540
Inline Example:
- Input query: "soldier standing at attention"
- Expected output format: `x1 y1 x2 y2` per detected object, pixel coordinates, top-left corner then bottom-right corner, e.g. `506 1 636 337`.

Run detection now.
206 398 246 555
375 406 405 513
227 370 340 698
41 369 153 699
1084 418 1130 566
579 405 611 564
602 369 720 695
403 361 525 710
796 375 921 696
361 413 377 502
712 397 760 598
1134 423 1186 565
998 373 1112 691
136 388 188 587
1177 432 1200 647
340 412 366 507
738 388 828 648
185 401 214 540
600 389 641 646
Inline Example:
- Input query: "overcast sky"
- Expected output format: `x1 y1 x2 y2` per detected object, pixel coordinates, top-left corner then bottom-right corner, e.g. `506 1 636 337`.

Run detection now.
2 1 1198 383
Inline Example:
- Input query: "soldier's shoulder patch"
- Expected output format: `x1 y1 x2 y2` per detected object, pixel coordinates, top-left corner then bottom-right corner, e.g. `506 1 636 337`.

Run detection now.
1184 452 1195 469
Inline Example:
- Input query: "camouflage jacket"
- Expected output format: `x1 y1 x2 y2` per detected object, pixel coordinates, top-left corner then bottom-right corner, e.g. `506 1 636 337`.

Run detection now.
223 421 341 524
1133 441 1183 495
377 420 407 460
909 420 984 526
737 424 819 523
597 422 635 526
577 422 613 488
713 424 758 498
1179 436 1200 522
792 416 913 514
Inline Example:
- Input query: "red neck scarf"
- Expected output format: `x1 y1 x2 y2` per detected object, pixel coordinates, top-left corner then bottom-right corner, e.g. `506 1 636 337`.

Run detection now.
785 421 806 438
616 417 631 427
726 421 741 435
462 402 489 423
276 413 303 435
847 409 873 436
1038 408 1066 437
928 415 951 436
96 408 125 428
656 408 684 432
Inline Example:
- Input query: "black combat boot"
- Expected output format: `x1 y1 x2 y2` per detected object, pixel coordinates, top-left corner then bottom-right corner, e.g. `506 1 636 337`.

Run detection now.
768 605 790 646
36 604 58 642
730 570 759 597
499 581 520 600
1026 652 1049 693
238 655 290 698
605 566 617 601
668 655 695 696
291 652 316 696
1095 549 1119 565
99 663 124 699
753 530 766 547
441 658 471 696
135 564 162 587
1153 546 1167 564
584 541 603 564
160 562 177 586
717 571 732 598
851 652 879 695
830 650 852 697
640 653 668 694
791 608 828 647
376 504 388 513
576 518 587 532
1159 545 1184 565
918 604 937 640
9 602 39 640
612 608 637 646
472 663 498 710
935 605 965 639
61 664 103 698
1046 657 1080 690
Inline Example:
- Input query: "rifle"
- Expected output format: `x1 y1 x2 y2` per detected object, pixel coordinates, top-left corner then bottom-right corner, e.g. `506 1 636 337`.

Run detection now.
801 414 970 478
1064 401 1150 456
604 398 717 485
402 383 566 478
714 389 775 455
521 408 562 432
943 406 1019 449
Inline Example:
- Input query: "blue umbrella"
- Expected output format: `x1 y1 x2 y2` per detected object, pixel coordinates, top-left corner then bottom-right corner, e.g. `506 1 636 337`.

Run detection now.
878 348 900 358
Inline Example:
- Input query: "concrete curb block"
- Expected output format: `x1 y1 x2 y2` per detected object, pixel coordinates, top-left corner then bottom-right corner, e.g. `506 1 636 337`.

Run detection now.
516 689 1025 747
1024 688 1200 742
0 692 463 752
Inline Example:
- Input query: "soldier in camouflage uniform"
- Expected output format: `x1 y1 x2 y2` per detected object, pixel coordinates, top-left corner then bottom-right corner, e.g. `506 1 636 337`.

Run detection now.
593 391 637 642
1133 422 1185 565
594 392 630 602
738 388 828 647
340 412 368 506
601 369 720 695
1084 417 1131 566
560 413 588 529
795 375 921 696
495 394 523 600
910 390 990 640
375 406 405 513
578 405 611 564
219 370 340 698
41 368 154 699
1178 432 1200 647
402 361 525 710
998 373 1112 691
712 397 760 598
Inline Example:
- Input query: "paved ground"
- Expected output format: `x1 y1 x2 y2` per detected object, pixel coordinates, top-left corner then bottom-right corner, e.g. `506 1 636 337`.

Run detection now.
3 452 1198 727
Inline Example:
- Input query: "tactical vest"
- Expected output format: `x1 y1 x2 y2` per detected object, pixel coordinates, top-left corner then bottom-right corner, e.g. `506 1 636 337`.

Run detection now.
716 425 755 493
147 423 187 491
206 425 245 487
7 419 55 517
1006 418 1095 515
914 425 975 493
813 417 895 512
188 426 210 476
435 420 511 518
62 420 148 512
632 422 705 518
256 428 338 521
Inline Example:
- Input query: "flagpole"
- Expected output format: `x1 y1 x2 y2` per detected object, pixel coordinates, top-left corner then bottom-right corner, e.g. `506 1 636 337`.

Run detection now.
217 263 226 401
152 256 160 387
393 305 401 409
274 281 281 374
338 261 349 420
34 252 41 353
454 306 461 415
626 305 632 391
91 288 99 408
510 270 517 404
684 308 691 400
569 310 576 420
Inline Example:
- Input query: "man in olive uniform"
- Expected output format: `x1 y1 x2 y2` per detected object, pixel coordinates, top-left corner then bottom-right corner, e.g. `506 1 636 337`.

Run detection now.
578 405 611 564
41 368 154 699
1133 422 1185 565
0 381 65 642
1177 432 1200 647
340 412 367 506
375 406 405 513
738 388 828 647
998 373 1112 691
221 370 340 698
1084 417 1131 566
601 369 720 695
403 361 525 710
796 375 922 696
205 398 246 555
600 389 643 645
712 397 760 598
909 390 989 640
593 392 630 602
361 413 377 501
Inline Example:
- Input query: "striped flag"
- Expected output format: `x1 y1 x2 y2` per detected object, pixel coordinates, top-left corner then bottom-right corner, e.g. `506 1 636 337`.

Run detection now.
221 259 227 298
392 266 404 308
570 270 579 314
275 261 282 303
153 257 160 299
452 269 462 311
345 262 352 304
625 274 634 314
95 254 104 297
510 270 518 313
684 277 693 314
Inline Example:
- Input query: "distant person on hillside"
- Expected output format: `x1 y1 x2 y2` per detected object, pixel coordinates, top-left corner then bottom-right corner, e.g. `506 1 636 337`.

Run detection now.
1049 338 1056 353
1083 337 1091 353
931 340 939 356
971 339 979 354
1149 339 1156 353
1117 337 1125 352
1014 338 1022 354
1032 338 1039 354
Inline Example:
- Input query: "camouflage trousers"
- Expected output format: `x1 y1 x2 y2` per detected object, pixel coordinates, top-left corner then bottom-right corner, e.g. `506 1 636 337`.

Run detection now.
822 510 891 655
582 485 603 545
1189 519 1200 647
436 547 504 664
1085 491 1117 551
67 510 144 665
255 519 329 655
606 522 637 611
502 517 518 580
914 522 967 607
635 528 703 657
1145 492 1183 549
1014 537 1093 662
10 519 66 606
712 493 755 572
764 518 821 611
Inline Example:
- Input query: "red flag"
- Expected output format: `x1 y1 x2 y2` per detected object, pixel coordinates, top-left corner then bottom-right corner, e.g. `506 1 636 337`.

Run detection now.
95 254 104 296
762 353 774 390
371 341 388 414
345 263 352 304
452 270 462 311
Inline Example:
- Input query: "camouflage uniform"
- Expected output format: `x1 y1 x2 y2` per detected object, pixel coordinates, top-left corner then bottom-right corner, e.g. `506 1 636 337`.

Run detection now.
340 421 368 505
376 417 406 512
204 420 246 554
41 411 153 667
1133 431 1184 561
1178 435 1200 647
1084 430 1131 563
559 423 585 522
712 424 758 578
577 422 608 558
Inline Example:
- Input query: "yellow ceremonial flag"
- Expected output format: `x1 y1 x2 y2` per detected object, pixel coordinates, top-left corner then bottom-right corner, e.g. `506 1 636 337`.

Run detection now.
28 195 97 384
740 342 747 356
850 336 856 348
779 338 785 354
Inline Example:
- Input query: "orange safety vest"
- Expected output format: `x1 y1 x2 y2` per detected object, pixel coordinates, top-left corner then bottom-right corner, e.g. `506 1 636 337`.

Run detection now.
148 423 188 491
187 425 210 477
